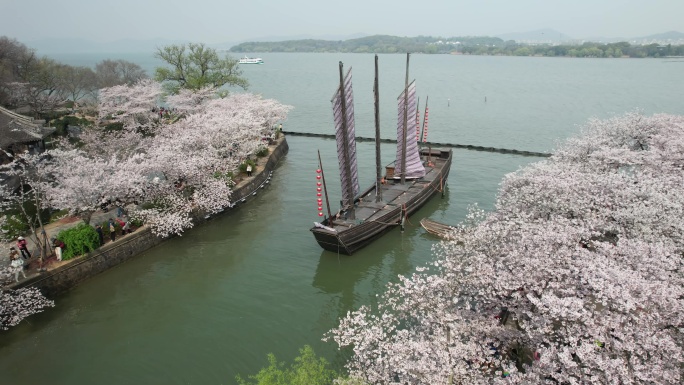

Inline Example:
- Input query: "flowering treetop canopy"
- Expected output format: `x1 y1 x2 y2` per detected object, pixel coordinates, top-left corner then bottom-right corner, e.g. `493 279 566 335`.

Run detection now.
44 79 292 237
329 112 684 384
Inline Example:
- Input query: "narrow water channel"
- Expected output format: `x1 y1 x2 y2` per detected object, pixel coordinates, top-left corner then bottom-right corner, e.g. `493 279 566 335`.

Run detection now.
0 137 539 384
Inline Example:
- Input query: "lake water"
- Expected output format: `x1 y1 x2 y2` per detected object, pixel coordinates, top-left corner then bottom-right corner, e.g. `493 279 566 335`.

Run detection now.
1 53 682 384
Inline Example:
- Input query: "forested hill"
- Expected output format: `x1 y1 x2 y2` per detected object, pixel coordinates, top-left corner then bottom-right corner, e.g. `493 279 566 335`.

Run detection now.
230 34 684 58
229 35 503 54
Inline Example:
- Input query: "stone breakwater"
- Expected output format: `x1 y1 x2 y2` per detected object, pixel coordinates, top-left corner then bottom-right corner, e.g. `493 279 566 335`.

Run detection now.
6 136 289 297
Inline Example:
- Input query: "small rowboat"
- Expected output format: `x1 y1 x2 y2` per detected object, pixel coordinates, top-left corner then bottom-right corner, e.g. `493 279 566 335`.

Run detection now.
420 217 456 239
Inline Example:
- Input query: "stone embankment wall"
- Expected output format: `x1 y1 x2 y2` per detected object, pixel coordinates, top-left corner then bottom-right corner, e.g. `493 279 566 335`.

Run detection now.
16 227 163 297
9 137 289 297
227 136 289 205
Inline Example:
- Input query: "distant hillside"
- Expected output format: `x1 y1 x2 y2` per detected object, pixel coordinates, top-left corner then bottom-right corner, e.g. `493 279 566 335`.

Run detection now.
233 33 368 43
630 31 684 44
639 31 684 40
231 33 684 58
497 28 574 44
230 34 504 54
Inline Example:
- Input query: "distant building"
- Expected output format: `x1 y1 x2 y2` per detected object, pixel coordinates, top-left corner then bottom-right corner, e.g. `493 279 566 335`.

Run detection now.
0 106 56 165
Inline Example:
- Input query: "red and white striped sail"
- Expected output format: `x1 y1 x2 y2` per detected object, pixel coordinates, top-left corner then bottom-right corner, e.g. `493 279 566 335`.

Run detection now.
394 80 426 179
331 67 360 207
422 102 429 142
415 100 421 141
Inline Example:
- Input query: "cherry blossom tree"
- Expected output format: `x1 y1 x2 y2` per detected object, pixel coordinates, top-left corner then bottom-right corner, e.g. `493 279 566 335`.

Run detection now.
1 288 54 330
55 79 292 237
129 92 291 237
0 154 53 258
42 149 148 226
96 78 165 139
328 112 684 384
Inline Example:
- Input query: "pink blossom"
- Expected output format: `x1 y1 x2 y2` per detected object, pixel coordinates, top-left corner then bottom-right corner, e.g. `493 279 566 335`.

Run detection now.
329 113 684 384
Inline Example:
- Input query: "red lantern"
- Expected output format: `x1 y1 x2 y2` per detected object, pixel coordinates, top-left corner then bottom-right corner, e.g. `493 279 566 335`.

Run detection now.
318 212 324 216
317 193 322 197
317 182 322 187
317 187 322 192
316 175 321 180
317 198 322 202
316 169 321 173
318 206 323 210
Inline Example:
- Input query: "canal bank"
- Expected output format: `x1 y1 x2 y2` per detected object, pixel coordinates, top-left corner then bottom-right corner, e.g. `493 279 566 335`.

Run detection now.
3 135 289 296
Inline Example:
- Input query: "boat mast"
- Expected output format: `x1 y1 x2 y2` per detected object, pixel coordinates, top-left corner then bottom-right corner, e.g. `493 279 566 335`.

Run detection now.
374 54 383 202
317 150 333 221
401 53 410 185
338 61 355 219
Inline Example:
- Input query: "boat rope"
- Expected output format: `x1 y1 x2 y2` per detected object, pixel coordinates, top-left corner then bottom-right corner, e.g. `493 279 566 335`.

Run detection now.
402 203 415 226
426 177 444 194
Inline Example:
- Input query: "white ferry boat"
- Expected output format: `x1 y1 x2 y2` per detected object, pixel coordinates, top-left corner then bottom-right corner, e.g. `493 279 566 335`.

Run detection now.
238 56 264 64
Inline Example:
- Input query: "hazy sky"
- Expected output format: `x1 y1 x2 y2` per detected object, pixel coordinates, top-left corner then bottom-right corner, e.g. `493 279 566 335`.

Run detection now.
1 0 682 43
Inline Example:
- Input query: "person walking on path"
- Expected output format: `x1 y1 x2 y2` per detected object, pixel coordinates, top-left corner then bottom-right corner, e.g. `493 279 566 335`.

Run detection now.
52 238 66 261
246 164 253 177
9 248 27 282
16 236 31 259
96 225 104 246
108 219 116 242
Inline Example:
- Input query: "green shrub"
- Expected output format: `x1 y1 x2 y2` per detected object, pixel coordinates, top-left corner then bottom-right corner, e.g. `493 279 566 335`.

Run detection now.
56 223 100 260
213 171 236 186
256 146 269 157
236 345 338 385
40 110 69 121
239 160 257 173
51 115 92 136
104 122 124 132
140 202 157 210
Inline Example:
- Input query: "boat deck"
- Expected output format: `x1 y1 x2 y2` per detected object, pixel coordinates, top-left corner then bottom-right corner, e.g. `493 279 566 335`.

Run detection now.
311 147 452 255
327 159 444 230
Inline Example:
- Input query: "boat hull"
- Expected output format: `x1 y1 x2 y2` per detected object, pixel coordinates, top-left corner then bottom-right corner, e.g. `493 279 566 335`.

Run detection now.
311 148 452 255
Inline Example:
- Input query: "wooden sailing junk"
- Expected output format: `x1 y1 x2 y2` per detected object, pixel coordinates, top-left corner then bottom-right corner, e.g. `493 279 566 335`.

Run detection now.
310 54 453 255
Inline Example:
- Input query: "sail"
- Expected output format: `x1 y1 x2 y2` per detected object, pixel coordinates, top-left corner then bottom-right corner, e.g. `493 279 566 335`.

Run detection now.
394 80 426 179
422 98 429 142
331 67 360 207
415 98 421 141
